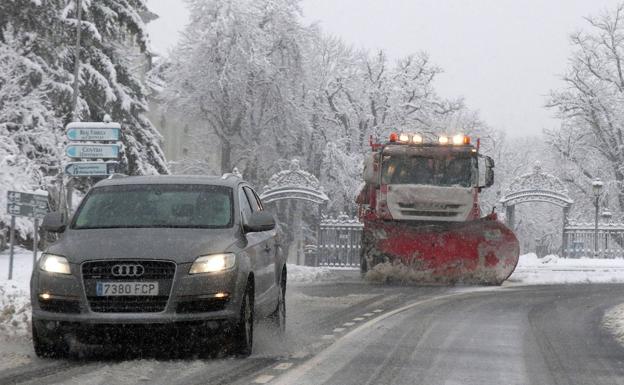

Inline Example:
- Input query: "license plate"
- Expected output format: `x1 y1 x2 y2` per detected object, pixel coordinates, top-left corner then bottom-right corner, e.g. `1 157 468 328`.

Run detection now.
96 282 159 296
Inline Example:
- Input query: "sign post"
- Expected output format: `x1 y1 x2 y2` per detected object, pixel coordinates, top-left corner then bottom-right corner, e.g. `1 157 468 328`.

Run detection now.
6 190 49 279
33 218 39 269
8 216 15 280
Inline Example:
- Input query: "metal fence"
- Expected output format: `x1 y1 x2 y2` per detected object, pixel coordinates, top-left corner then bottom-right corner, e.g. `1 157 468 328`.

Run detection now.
316 215 363 267
563 223 624 258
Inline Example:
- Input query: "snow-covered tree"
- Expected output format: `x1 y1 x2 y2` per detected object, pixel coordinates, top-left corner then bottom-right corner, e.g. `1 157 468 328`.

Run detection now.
548 3 624 216
165 0 308 180
0 31 63 237
0 0 167 242
0 0 168 176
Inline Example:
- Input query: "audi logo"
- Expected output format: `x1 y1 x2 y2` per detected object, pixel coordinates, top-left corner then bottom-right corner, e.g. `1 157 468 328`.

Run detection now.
111 264 145 277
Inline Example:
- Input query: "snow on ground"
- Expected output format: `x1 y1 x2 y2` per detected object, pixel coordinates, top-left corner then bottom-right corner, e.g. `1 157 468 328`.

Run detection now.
0 246 34 338
287 264 337 283
508 253 624 285
603 304 624 346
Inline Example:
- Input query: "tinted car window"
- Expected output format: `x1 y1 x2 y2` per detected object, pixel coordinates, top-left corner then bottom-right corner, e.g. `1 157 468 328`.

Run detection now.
72 184 233 229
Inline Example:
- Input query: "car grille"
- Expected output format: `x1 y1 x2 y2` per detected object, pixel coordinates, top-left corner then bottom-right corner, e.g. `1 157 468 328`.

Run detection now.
82 260 176 313
87 296 170 313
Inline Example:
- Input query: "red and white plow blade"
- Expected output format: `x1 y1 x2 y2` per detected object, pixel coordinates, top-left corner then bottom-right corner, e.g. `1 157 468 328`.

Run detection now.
362 217 520 285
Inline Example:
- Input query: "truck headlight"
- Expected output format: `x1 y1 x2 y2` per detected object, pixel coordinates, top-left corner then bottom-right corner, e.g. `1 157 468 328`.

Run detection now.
190 253 236 274
39 254 71 275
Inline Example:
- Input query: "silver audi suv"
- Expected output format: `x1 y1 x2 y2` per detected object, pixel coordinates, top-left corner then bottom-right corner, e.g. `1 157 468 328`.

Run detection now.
31 174 286 357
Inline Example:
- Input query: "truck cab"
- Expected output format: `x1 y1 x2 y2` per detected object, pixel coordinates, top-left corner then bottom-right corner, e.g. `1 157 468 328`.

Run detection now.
360 133 494 223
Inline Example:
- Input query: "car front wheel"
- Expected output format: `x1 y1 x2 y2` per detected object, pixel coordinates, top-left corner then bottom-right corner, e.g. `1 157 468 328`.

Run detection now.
234 287 254 357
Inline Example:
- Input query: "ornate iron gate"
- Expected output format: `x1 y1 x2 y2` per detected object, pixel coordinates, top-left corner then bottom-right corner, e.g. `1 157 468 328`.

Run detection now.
317 215 363 267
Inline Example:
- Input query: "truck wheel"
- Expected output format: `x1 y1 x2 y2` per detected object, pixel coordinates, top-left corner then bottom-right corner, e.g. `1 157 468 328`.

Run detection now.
32 320 69 359
360 256 368 277
234 287 254 357
270 273 286 335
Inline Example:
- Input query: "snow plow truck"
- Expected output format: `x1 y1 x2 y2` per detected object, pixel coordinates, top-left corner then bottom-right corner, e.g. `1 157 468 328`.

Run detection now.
356 132 520 285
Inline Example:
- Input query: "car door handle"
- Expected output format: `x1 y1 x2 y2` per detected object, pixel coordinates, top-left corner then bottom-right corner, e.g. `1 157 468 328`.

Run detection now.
264 244 272 253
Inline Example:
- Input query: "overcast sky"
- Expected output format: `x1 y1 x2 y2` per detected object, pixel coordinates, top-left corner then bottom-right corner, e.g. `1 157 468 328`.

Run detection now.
146 0 624 137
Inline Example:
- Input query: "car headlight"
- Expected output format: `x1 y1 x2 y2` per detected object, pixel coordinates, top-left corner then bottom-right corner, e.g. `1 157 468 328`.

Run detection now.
189 253 236 274
39 254 71 275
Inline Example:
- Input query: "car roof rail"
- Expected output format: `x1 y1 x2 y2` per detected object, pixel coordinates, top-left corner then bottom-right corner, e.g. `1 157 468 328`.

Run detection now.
107 173 128 180
222 167 243 180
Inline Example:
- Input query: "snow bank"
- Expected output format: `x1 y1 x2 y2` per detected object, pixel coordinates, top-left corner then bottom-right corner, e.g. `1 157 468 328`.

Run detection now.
603 304 624 346
287 264 336 283
0 247 34 337
508 253 624 285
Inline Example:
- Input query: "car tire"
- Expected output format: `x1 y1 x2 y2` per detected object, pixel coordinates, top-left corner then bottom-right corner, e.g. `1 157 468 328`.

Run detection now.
32 320 69 359
234 286 254 357
270 273 286 335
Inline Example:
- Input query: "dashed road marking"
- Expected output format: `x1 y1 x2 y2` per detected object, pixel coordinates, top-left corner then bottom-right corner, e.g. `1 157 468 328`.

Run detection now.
333 328 346 333
321 334 335 340
274 363 293 370
253 374 275 384
353 317 365 321
363 313 374 317
373 309 383 313
343 322 355 327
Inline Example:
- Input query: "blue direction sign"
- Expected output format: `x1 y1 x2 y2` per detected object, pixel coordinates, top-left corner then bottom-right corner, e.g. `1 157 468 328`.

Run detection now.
65 162 117 177
66 144 120 159
66 122 121 141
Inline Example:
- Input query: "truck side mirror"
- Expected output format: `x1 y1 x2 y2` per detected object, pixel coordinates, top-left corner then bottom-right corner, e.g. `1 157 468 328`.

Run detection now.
362 156 377 184
41 212 67 233
484 156 495 188
477 155 495 189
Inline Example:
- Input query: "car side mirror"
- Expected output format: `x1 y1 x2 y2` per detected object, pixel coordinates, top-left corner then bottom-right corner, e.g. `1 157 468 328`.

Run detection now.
41 212 67 233
243 211 276 233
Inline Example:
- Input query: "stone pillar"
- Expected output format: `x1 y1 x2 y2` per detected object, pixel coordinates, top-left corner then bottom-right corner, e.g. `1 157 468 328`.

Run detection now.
288 201 305 265
561 205 570 258
505 205 515 229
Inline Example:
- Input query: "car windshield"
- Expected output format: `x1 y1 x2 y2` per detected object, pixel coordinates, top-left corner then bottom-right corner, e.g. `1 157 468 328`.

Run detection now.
72 184 233 229
381 155 474 187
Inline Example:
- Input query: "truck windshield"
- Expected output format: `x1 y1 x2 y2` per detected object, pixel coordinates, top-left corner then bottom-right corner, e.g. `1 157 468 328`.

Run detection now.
381 155 474 187
72 184 233 229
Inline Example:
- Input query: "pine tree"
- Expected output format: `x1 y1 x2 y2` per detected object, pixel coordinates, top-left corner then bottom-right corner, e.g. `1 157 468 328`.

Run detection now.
0 29 63 236
0 0 168 238
0 0 168 177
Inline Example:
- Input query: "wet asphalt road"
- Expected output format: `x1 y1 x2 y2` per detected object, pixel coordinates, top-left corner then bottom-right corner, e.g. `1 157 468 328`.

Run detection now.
2 274 624 384
275 284 624 385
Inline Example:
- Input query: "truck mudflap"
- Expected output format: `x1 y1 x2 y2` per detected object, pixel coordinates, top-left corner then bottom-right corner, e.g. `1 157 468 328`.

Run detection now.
361 217 520 285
